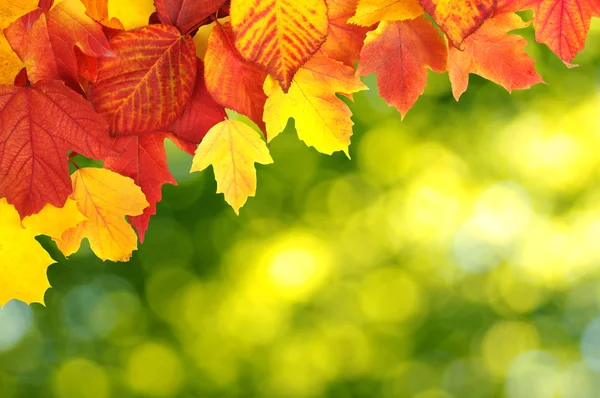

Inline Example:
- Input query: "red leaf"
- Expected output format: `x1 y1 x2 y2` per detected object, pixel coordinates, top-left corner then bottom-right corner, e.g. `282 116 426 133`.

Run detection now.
0 80 112 217
169 61 227 154
358 17 447 118
89 24 197 135
155 0 225 33
4 0 113 86
104 133 176 242
204 23 267 132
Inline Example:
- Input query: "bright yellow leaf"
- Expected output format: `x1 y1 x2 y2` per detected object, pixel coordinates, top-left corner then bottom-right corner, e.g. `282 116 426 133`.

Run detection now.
0 198 85 306
107 0 155 30
263 55 368 156
230 0 328 91
56 168 149 262
0 0 38 84
348 0 424 26
191 120 274 214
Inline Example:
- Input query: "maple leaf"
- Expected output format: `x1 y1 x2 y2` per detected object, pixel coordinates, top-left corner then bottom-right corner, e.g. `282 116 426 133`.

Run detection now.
419 0 497 47
204 23 267 132
263 55 367 156
0 80 112 218
0 0 38 85
230 0 328 91
169 60 228 152
104 133 176 243
5 0 113 86
56 167 149 262
0 198 85 306
448 13 544 100
358 17 447 118
349 0 424 26
190 119 273 214
89 24 197 135
498 0 600 63
319 0 374 66
155 0 225 33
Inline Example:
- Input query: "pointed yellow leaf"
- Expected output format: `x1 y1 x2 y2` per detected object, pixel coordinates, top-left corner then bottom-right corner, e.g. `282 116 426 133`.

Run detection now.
191 120 273 214
56 168 149 262
348 0 424 26
263 55 367 156
0 198 85 306
0 0 38 84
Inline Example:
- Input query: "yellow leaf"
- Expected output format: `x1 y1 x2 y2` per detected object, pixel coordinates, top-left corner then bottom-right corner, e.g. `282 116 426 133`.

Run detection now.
263 55 367 156
56 168 149 262
0 198 85 306
191 120 273 214
230 0 328 91
0 0 38 84
348 0 424 26
107 0 155 30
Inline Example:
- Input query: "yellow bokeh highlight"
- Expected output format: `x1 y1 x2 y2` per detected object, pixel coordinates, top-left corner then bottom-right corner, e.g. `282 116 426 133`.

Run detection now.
481 321 540 377
53 359 110 398
126 342 183 397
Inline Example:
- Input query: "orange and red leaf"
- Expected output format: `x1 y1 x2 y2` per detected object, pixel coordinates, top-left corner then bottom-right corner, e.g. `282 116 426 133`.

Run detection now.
155 0 225 33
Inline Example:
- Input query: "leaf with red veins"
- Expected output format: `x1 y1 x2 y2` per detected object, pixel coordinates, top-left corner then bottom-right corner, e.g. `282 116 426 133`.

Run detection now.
448 13 544 100
89 24 197 135
169 60 228 154
0 80 112 218
204 23 267 132
155 0 225 33
104 133 176 242
4 0 113 85
358 17 447 118
319 0 374 66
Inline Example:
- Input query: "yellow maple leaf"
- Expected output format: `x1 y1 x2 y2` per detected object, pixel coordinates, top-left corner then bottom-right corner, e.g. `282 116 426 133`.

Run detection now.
263 55 368 156
348 0 424 26
0 198 85 306
191 120 274 214
0 0 38 84
56 168 149 262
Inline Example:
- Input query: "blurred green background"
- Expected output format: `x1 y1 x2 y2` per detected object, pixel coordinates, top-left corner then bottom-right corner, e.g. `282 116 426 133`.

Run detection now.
2 18 600 398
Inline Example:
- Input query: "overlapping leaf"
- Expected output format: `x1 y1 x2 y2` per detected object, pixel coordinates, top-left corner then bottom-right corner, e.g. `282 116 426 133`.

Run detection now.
349 0 424 26
89 24 197 135
0 0 38 84
230 0 328 91
264 55 367 156
0 80 112 217
56 168 149 262
155 0 224 33
191 120 273 214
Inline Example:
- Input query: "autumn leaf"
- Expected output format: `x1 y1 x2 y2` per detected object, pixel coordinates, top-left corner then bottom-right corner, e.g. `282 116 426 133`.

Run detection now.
204 23 267 132
263 55 368 156
191 119 273 214
107 0 156 30
358 17 447 118
0 80 112 218
420 0 497 47
155 0 225 33
0 0 38 84
319 0 374 66
5 0 114 85
0 198 85 306
79 0 124 29
349 0 424 26
56 168 149 262
499 0 600 63
169 60 227 151
104 133 176 243
230 0 328 91
89 24 197 135
448 13 544 100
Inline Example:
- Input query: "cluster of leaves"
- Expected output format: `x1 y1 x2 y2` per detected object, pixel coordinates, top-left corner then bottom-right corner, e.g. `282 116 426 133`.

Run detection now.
0 0 597 306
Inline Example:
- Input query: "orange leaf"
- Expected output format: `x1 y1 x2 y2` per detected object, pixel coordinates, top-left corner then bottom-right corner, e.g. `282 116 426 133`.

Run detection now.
319 0 374 66
89 24 197 135
448 13 544 100
230 0 328 91
79 0 124 29
204 22 268 132
420 0 497 47
349 0 424 26
358 17 447 118
155 0 225 33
